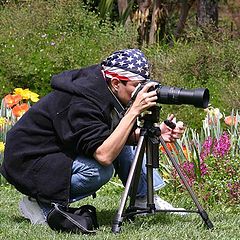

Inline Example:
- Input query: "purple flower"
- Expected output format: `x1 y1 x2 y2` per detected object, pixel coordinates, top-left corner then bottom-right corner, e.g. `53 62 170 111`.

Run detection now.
227 181 240 202
179 161 196 186
172 159 209 187
200 132 231 160
200 136 213 160
212 132 231 158
200 161 208 176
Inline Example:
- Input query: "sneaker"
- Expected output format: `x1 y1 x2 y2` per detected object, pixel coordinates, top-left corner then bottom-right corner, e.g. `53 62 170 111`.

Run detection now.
19 196 47 224
135 194 188 216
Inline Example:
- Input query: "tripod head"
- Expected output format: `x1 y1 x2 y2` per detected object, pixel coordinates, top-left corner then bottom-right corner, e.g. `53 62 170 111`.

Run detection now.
137 105 162 169
139 105 161 129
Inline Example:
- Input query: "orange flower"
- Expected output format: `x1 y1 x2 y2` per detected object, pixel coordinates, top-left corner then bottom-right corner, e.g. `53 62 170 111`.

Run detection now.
159 143 177 154
4 94 22 108
160 143 190 160
224 116 237 126
182 145 189 159
12 103 29 117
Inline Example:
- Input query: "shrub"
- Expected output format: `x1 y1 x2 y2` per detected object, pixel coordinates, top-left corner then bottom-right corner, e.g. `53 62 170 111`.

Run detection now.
146 35 240 128
0 0 138 97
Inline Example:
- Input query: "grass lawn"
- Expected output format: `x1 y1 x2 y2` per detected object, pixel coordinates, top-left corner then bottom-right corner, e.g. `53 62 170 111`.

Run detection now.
0 182 239 240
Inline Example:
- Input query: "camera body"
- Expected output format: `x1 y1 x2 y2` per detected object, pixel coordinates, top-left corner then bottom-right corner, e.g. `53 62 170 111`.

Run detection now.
134 81 209 109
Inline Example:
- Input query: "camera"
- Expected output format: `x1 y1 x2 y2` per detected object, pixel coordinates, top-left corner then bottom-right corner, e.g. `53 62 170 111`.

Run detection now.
133 81 209 108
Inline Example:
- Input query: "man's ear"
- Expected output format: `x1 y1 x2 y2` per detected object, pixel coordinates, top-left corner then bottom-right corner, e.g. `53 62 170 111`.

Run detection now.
110 78 120 92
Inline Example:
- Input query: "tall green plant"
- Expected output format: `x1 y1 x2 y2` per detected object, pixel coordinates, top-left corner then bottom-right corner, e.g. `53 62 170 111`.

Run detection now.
99 0 114 19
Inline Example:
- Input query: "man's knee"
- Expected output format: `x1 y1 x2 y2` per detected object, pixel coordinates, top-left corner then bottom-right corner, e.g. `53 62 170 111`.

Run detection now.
70 162 114 199
98 164 114 185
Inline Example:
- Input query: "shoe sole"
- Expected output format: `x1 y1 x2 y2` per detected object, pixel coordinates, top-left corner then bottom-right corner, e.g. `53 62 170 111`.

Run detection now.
19 198 46 225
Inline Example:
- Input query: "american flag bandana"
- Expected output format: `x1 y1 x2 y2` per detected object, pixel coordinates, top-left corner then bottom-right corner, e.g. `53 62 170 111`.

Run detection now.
101 49 150 81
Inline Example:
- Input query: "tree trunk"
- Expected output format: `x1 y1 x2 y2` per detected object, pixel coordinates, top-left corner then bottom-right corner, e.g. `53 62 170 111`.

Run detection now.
174 0 195 39
149 0 163 44
135 0 152 45
117 0 131 25
197 0 218 27
118 0 128 15
227 0 240 32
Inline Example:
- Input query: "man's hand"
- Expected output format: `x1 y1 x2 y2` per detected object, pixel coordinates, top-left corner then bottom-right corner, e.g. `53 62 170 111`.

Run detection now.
129 82 157 115
160 114 185 143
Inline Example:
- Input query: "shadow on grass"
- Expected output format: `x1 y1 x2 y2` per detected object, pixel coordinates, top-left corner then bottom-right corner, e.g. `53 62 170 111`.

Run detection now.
9 203 196 232
97 209 116 226
95 208 193 228
12 215 32 224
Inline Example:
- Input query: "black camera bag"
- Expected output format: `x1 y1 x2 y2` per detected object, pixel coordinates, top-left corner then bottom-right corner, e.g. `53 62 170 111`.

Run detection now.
47 203 99 234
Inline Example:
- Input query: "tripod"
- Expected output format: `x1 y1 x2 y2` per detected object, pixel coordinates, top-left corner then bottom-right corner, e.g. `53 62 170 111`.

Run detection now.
111 106 214 233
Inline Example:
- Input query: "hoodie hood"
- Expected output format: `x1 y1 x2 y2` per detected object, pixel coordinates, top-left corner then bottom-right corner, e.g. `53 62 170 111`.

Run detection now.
51 64 111 105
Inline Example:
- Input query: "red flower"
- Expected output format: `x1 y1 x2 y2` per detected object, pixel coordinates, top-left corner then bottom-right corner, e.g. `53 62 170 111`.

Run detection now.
12 103 29 117
160 143 177 153
182 145 189 159
160 143 190 160
4 94 22 108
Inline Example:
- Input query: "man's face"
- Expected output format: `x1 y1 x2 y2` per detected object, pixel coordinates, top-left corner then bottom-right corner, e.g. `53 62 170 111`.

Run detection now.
117 80 146 106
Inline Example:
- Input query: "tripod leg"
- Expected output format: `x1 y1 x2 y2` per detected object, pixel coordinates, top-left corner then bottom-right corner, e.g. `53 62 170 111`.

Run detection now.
159 136 214 229
145 136 156 210
112 135 146 233
128 144 145 208
131 134 160 211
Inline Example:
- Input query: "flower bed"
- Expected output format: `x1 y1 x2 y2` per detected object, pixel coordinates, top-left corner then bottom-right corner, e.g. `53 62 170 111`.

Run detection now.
159 107 240 205
0 88 39 184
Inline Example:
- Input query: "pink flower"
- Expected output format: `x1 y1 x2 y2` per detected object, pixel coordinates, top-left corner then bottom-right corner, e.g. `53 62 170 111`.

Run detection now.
200 136 213 160
227 182 240 202
212 132 231 158
200 132 231 159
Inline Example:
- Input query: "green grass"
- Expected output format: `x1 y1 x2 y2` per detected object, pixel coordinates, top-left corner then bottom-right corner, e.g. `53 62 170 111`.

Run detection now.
0 182 239 240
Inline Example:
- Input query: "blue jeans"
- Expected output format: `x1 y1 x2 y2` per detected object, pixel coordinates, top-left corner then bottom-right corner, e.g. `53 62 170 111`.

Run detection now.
70 145 165 202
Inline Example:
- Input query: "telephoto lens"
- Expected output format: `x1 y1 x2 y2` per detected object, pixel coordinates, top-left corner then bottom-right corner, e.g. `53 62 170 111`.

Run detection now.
131 81 210 109
155 85 209 108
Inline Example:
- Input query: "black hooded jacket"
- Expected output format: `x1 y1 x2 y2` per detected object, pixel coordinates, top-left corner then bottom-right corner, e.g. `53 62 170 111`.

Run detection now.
0 64 119 205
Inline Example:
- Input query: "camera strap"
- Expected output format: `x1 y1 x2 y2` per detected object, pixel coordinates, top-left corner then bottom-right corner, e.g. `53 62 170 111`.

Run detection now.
107 82 146 118
107 86 126 118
